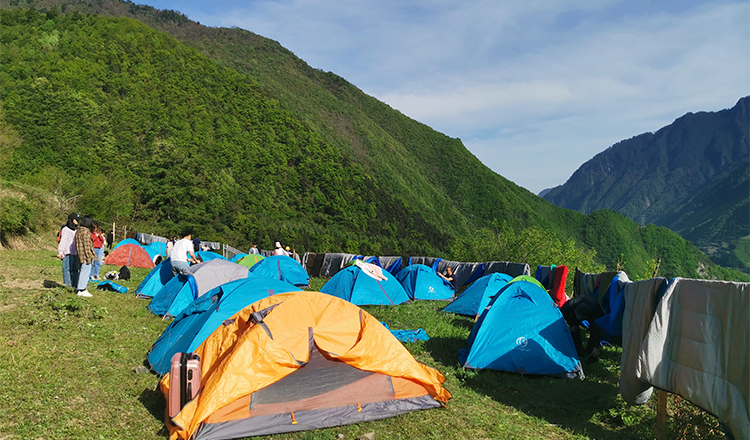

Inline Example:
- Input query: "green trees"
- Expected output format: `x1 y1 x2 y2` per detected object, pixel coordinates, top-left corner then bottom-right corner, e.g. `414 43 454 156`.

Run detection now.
0 9 448 252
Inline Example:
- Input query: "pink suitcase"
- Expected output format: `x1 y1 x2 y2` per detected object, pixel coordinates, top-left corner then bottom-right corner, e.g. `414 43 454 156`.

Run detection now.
168 352 201 418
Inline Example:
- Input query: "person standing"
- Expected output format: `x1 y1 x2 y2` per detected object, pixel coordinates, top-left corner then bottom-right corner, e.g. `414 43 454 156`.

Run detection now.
273 241 285 256
248 244 259 254
105 229 114 250
166 235 177 258
74 216 97 297
57 213 80 288
438 266 458 292
171 230 199 276
90 222 106 281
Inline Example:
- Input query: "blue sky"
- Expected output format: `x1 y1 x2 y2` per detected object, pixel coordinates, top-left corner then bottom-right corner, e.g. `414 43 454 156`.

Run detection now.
137 0 749 194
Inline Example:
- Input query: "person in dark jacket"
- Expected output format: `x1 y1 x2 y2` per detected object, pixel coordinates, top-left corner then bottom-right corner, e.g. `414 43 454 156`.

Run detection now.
57 213 80 288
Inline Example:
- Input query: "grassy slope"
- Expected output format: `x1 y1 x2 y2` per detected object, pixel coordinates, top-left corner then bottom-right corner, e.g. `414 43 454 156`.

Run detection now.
0 246 726 440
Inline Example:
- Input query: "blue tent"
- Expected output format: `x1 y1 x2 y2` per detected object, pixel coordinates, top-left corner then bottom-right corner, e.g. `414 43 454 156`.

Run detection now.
142 242 166 264
112 238 141 250
249 255 309 287
396 264 455 301
383 257 403 275
197 251 226 261
459 279 583 378
320 265 410 306
443 272 513 317
148 259 249 317
135 257 174 299
230 253 247 263
147 277 300 375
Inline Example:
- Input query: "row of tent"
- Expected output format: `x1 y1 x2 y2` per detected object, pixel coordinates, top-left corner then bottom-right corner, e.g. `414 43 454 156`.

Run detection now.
107 232 535 291
120 237 748 439
132 256 591 439
137 253 310 318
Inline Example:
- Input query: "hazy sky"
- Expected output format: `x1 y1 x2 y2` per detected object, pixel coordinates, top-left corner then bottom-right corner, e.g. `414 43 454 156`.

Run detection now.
137 0 749 194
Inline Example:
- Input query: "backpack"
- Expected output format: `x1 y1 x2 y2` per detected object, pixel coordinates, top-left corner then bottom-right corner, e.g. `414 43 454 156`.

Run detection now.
118 266 131 281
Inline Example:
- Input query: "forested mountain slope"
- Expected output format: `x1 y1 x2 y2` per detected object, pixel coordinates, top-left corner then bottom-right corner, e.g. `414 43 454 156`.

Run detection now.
543 97 749 272
0 3 745 281
0 0 569 238
654 160 750 271
544 97 748 224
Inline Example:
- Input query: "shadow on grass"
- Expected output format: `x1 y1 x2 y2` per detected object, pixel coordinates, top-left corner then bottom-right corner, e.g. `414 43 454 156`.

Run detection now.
461 347 638 439
425 336 468 368
43 279 66 289
139 386 167 424
447 315 475 331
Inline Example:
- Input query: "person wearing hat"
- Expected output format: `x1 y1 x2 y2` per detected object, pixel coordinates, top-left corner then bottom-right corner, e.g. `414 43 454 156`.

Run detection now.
273 241 286 256
57 213 80 289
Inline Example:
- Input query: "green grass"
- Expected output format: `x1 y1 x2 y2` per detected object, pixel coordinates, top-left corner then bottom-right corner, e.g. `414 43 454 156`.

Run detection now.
0 248 725 439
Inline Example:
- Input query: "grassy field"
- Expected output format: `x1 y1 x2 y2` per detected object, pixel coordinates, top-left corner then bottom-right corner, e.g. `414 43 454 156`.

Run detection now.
0 246 725 440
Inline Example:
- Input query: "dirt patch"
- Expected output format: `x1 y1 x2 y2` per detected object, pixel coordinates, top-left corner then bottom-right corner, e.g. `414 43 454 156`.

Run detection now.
0 233 57 251
1 277 48 290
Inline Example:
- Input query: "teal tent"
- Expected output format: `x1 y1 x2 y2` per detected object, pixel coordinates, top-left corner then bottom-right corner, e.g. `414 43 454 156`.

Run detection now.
396 264 454 301
147 277 299 375
249 255 309 287
443 272 513 317
459 278 583 378
148 259 249 317
320 264 409 306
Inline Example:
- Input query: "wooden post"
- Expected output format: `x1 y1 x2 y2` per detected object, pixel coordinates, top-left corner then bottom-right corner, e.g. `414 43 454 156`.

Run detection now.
656 390 668 440
112 222 116 243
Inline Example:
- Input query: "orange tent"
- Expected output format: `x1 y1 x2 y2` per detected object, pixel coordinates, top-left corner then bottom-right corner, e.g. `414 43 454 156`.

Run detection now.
103 243 156 269
161 291 451 439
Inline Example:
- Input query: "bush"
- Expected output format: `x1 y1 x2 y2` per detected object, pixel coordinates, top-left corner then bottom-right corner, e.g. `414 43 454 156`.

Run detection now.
0 196 32 240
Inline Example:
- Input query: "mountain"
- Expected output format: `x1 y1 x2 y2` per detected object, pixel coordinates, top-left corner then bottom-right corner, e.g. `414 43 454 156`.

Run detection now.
654 160 750 271
543 97 750 271
537 188 553 198
0 2 745 281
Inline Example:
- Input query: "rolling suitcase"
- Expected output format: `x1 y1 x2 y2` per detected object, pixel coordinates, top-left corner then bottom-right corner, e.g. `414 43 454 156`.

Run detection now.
168 352 201 418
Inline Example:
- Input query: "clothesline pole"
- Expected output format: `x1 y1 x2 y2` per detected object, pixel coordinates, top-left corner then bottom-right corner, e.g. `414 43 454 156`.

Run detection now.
656 390 668 440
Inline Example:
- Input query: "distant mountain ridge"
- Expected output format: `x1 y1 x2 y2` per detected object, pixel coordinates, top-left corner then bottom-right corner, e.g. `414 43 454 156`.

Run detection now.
544 97 750 271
